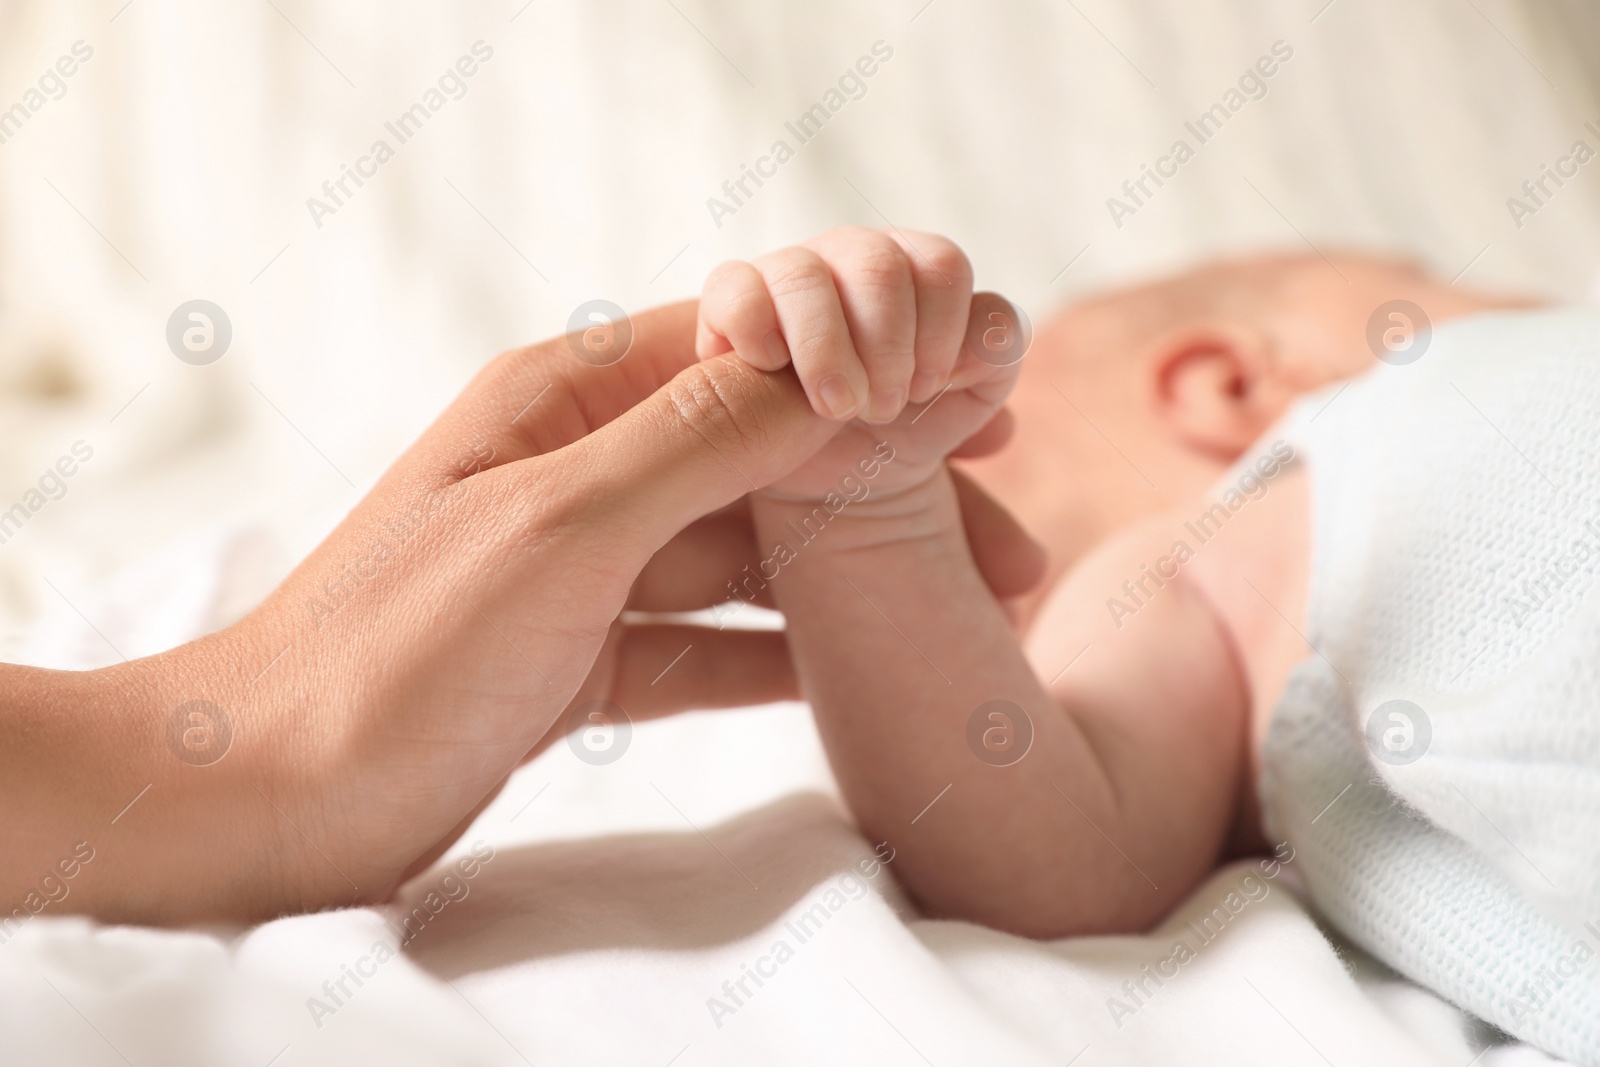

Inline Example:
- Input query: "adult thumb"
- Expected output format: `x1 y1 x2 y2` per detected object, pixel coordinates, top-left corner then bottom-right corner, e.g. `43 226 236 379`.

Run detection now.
545 355 836 564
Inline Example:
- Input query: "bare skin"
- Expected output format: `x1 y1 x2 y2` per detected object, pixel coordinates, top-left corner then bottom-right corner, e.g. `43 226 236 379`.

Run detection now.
712 240 1543 936
0 233 1539 936
0 295 1041 926
977 255 1543 877
1029 460 1312 864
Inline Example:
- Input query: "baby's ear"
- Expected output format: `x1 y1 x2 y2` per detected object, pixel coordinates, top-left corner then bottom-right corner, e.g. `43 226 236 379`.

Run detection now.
1147 321 1288 459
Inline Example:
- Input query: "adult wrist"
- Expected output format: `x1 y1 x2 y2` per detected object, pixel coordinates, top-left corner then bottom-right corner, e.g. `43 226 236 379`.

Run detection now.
4 637 314 924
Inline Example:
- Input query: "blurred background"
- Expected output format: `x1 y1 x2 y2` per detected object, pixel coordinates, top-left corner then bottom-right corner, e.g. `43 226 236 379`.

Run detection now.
1 0 1598 662
4 6 1600 1063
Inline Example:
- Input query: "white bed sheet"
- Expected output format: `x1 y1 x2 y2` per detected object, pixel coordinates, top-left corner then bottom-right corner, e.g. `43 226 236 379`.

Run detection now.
1 0 1598 1063
0 529 1570 1066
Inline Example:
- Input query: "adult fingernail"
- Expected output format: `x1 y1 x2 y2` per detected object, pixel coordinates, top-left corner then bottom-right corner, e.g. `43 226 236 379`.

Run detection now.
818 375 860 420
761 332 789 369
910 370 941 403
866 387 908 424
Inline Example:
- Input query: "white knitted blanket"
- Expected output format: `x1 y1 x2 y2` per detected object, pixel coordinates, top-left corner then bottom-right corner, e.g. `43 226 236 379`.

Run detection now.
1261 308 1600 1064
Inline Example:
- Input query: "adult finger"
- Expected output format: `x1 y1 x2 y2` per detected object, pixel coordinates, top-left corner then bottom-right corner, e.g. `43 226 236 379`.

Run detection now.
609 625 796 715
398 300 705 488
628 501 777 612
886 230 974 403
524 352 838 575
628 447 1023 613
518 625 799 762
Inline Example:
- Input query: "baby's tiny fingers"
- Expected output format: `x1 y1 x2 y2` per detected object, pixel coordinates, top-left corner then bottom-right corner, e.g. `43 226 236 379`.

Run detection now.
888 231 974 404
806 228 916 425
959 292 1032 377
754 245 869 421
697 259 792 370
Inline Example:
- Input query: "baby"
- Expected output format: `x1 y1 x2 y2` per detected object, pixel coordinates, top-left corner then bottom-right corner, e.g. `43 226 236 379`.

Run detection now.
698 229 1600 1063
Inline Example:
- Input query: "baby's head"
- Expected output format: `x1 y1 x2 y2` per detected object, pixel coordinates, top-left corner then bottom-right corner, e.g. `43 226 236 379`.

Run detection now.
969 251 1540 575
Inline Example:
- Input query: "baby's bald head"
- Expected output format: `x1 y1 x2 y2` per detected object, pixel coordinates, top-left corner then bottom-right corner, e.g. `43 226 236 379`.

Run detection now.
1054 251 1446 386
962 250 1540 595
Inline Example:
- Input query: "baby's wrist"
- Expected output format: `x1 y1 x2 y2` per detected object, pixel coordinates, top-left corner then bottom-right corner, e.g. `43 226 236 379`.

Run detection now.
751 464 962 557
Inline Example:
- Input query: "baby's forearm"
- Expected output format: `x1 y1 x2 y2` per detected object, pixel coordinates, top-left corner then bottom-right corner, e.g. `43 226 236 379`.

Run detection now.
753 469 1183 936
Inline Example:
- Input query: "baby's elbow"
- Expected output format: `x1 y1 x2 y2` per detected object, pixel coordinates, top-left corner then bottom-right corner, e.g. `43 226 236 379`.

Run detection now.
909 864 1205 941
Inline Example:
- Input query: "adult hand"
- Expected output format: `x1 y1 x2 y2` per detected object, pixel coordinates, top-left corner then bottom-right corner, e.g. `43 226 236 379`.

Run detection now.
0 300 1041 924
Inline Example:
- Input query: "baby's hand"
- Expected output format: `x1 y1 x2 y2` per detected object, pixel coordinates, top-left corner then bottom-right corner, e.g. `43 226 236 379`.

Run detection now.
698 227 1028 502
698 227 979 424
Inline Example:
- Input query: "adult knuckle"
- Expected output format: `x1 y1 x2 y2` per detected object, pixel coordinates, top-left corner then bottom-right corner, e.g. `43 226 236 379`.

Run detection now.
466 340 563 413
481 341 539 385
664 359 768 455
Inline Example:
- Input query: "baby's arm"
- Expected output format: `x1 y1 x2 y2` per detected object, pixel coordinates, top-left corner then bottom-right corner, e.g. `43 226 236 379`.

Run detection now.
704 228 1250 937
753 465 1249 936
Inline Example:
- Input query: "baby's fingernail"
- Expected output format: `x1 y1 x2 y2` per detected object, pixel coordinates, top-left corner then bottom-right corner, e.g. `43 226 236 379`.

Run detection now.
818 375 861 420
866 387 908 424
909 370 941 403
762 332 789 369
